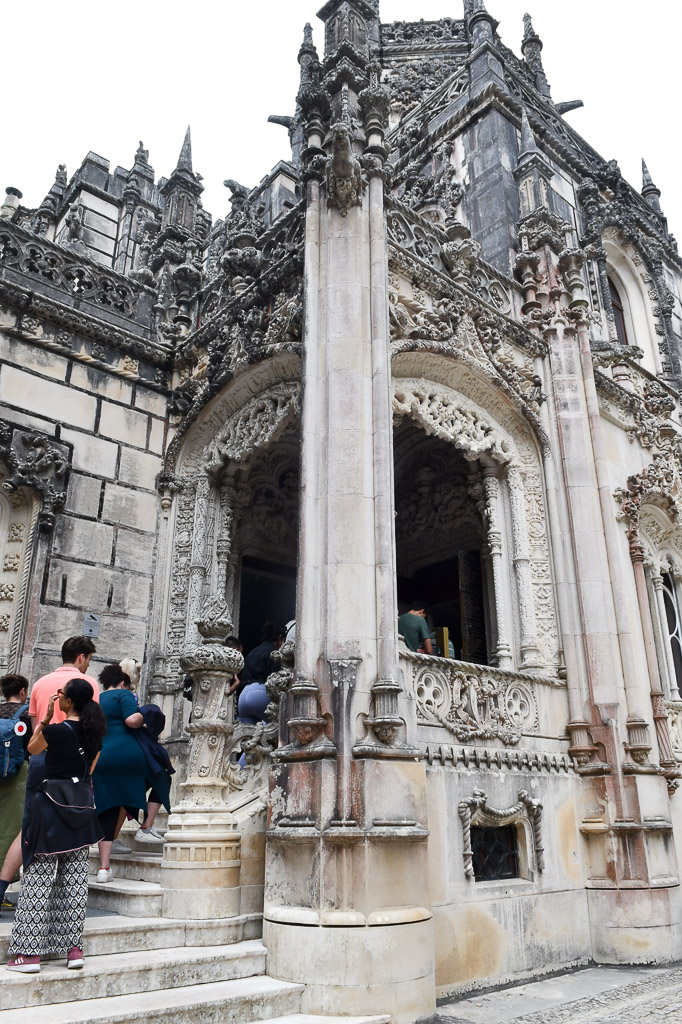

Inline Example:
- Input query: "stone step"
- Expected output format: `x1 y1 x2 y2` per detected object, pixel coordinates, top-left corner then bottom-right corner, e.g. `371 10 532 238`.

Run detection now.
87 874 164 917
1 939 266 1010
0 914 185 962
0 974 303 1024
88 849 162 884
250 1017 391 1024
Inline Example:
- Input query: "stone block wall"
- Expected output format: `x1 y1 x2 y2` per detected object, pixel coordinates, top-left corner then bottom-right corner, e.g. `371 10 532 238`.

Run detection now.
0 318 168 686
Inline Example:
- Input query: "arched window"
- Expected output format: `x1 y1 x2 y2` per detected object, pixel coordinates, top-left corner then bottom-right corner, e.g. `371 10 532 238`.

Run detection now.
661 571 682 697
608 276 629 346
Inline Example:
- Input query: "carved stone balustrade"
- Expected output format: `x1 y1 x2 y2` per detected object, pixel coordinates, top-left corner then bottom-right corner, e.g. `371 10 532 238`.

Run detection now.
400 649 565 748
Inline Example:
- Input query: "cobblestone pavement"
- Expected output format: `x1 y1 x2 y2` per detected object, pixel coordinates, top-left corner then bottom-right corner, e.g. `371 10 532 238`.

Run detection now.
435 964 682 1024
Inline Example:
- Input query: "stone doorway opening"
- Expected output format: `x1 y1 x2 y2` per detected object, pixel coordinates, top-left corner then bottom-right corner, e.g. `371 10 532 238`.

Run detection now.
239 556 296 653
228 426 300 659
394 421 489 664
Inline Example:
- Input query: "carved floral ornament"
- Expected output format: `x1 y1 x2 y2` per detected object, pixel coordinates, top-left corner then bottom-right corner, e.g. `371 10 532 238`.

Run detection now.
410 657 539 747
392 379 515 465
614 445 682 555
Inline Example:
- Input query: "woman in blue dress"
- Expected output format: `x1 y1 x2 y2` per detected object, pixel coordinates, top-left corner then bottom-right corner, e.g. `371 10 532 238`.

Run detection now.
92 664 147 882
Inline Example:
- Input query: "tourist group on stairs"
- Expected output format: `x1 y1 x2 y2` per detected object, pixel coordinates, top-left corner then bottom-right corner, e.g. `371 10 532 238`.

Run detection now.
0 635 175 974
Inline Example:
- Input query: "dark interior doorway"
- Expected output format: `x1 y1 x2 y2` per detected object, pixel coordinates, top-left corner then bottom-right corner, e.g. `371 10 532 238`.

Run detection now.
397 552 486 662
239 556 296 654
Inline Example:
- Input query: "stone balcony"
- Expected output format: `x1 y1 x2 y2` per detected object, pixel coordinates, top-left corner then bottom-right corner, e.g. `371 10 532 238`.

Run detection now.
399 649 571 768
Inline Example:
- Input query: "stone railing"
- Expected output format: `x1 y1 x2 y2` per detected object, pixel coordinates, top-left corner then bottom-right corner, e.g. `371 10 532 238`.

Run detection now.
665 701 682 763
401 650 557 747
0 221 147 323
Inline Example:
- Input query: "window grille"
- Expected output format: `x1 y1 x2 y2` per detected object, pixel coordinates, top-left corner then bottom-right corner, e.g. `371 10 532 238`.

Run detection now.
471 824 519 881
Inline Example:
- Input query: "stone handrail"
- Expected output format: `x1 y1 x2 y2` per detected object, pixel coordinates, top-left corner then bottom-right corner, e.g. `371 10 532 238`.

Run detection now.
400 650 560 747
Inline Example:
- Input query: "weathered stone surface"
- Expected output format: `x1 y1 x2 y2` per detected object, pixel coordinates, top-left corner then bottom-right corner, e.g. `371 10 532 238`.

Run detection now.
101 483 158 532
61 427 119 478
99 403 149 449
0 7 681 1023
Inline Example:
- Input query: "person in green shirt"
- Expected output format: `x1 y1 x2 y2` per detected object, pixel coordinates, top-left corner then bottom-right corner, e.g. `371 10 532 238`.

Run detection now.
398 604 433 654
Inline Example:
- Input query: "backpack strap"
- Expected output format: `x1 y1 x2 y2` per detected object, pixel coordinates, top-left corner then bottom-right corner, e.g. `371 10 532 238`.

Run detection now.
62 720 90 780
9 703 29 724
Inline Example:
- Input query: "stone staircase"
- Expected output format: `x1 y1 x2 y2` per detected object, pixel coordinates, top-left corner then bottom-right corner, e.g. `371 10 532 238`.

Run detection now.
0 914 389 1024
0 822 389 1024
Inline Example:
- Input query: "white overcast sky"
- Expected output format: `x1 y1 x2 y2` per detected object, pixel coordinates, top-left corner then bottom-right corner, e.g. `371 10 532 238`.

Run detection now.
2 1 680 241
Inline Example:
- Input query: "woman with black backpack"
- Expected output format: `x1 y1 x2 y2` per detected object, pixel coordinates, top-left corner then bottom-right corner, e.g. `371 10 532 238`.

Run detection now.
5 677 105 974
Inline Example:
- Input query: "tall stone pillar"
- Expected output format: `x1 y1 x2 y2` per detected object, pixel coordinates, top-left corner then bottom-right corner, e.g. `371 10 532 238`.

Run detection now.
160 595 245 927
263 7 435 1021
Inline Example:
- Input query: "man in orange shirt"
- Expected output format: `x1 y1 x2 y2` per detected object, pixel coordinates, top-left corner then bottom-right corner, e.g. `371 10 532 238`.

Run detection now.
0 636 99 898
28 635 99 727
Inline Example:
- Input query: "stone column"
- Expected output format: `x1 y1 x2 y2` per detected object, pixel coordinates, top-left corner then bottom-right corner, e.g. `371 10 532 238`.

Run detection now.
507 464 543 670
185 476 217 650
629 545 679 772
651 572 682 700
215 477 236 598
264 14 434 1020
480 467 513 668
160 595 245 926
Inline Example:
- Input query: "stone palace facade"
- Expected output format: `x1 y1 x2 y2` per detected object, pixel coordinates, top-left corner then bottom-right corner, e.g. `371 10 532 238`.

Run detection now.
1 1 682 1019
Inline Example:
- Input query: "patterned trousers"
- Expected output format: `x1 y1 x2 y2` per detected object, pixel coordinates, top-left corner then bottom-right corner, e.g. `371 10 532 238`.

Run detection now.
7 847 89 956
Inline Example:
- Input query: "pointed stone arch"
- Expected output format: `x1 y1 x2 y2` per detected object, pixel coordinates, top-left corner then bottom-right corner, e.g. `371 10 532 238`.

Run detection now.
151 357 301 738
392 361 560 672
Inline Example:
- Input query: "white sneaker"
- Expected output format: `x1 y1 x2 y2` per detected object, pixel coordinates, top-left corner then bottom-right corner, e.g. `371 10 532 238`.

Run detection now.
96 868 113 883
135 827 164 843
111 839 131 855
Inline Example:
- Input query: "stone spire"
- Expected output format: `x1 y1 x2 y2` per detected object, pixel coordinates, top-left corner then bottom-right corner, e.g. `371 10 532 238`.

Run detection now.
518 105 539 162
514 106 555 218
641 159 664 216
175 126 193 174
521 13 552 99
160 126 203 234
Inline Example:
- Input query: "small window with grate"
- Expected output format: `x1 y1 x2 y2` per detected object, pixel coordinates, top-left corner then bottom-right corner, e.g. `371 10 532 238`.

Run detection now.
471 825 519 881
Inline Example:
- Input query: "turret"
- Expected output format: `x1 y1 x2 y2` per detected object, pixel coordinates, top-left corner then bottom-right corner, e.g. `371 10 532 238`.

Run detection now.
160 127 204 234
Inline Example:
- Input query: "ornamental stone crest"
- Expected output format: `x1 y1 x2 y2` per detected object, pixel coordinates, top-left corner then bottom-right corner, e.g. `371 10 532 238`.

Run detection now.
0 420 70 530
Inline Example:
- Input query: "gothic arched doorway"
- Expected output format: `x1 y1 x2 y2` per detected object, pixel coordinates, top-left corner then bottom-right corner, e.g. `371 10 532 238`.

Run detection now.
229 426 299 654
394 420 490 664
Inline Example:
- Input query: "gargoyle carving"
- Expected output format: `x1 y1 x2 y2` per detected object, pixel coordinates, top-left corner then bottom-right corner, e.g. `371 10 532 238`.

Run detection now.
326 123 363 216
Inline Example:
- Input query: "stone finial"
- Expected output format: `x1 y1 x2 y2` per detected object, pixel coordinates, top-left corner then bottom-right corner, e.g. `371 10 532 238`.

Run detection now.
299 21 318 62
135 141 150 165
642 159 663 216
522 12 539 46
518 107 539 162
176 126 193 174
521 12 551 99
196 593 233 643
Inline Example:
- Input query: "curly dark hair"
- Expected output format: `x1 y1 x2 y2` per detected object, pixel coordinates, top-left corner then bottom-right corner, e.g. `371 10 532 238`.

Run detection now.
99 664 131 691
62 677 106 763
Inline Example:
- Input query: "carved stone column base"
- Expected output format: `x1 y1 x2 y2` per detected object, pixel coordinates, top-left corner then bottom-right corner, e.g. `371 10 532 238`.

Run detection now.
568 719 611 775
160 801 242 920
624 716 653 768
